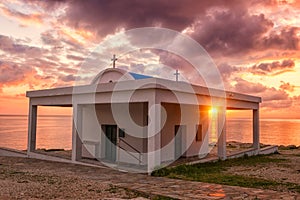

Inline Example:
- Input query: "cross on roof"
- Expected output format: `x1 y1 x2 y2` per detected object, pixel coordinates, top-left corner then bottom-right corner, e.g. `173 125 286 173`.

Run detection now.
111 54 118 68
174 69 180 82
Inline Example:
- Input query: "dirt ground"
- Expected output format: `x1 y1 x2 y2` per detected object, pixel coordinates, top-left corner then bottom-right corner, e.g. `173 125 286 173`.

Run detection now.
0 156 148 199
0 144 300 199
226 146 300 186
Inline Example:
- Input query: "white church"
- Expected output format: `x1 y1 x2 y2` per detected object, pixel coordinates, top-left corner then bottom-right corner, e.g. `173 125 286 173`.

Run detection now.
26 60 261 172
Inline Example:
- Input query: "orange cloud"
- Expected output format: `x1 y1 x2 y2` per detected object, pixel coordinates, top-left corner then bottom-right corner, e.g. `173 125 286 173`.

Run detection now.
75 29 95 41
280 81 295 92
0 5 44 26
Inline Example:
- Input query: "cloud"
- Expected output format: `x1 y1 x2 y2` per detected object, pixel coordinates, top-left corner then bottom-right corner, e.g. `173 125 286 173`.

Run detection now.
37 0 299 59
279 81 295 92
293 96 300 106
262 87 289 101
33 74 54 81
1 0 299 115
250 59 295 75
155 50 208 85
60 74 77 82
59 0 201 37
49 0 299 58
190 9 273 55
0 61 33 84
41 30 62 46
233 78 267 93
40 29 87 52
58 66 78 74
36 58 59 68
0 4 43 26
232 78 292 109
0 34 46 57
259 27 300 50
40 0 248 38
262 99 293 109
66 54 84 61
190 10 299 56
217 63 240 82
0 30 85 91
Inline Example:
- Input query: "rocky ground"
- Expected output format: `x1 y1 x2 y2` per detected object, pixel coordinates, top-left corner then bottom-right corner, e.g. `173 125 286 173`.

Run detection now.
226 145 300 186
0 156 148 199
0 144 300 199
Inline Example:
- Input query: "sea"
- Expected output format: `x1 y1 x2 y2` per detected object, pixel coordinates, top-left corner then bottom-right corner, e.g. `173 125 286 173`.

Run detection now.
0 115 299 150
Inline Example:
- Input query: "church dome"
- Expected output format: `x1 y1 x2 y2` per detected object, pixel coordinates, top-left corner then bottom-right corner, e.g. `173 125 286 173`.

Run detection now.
91 68 152 84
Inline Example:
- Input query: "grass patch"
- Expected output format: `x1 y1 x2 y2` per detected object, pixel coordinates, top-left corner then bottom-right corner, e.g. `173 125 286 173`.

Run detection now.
153 155 286 179
152 154 300 192
0 168 27 177
105 184 119 193
286 183 300 193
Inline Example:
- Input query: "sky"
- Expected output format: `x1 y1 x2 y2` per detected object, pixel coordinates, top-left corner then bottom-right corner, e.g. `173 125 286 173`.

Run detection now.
0 0 299 118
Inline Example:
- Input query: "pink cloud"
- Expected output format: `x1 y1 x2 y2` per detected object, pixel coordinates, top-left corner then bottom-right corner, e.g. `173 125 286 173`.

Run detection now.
0 5 44 26
0 34 46 57
233 78 266 94
250 59 295 75
0 61 33 84
232 78 295 110
259 27 300 50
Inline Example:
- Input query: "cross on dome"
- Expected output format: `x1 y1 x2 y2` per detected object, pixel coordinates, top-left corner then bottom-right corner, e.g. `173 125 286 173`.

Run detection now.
174 69 180 82
111 54 118 68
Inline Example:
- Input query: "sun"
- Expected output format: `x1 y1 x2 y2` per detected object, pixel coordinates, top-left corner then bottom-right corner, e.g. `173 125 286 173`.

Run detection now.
210 107 218 114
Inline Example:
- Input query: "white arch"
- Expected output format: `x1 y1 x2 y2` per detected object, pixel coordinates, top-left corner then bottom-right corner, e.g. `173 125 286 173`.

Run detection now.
91 68 135 84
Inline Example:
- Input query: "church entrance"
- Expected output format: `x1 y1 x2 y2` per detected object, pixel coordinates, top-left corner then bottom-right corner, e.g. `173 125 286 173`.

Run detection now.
174 125 184 159
103 125 117 162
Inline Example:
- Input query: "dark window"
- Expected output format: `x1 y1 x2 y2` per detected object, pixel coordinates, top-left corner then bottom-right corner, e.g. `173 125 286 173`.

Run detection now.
196 124 202 141
119 128 125 138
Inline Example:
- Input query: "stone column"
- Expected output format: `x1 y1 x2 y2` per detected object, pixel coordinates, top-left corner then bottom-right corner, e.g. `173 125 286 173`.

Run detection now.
253 108 260 150
217 108 227 160
72 104 83 162
27 101 37 154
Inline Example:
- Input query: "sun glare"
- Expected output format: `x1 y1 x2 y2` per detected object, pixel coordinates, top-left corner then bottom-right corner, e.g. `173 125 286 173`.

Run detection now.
210 107 218 114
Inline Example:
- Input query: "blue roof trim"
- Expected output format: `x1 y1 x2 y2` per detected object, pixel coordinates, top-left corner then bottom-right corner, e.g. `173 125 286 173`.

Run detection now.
129 72 152 80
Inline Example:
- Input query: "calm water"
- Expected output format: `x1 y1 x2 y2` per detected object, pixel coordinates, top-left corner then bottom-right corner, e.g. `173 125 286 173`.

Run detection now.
0 115 299 150
0 115 72 150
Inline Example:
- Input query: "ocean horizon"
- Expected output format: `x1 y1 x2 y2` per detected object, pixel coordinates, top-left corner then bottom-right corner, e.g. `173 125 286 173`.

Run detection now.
0 115 299 150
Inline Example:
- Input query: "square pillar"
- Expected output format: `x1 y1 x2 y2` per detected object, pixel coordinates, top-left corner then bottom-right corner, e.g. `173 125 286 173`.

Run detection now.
253 108 260 150
72 104 83 162
147 99 161 173
27 102 37 154
217 108 227 160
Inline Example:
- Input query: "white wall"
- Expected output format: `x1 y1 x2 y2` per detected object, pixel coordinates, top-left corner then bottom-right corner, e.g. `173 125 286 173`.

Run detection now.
81 103 148 165
160 103 210 162
81 102 211 164
81 105 102 158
